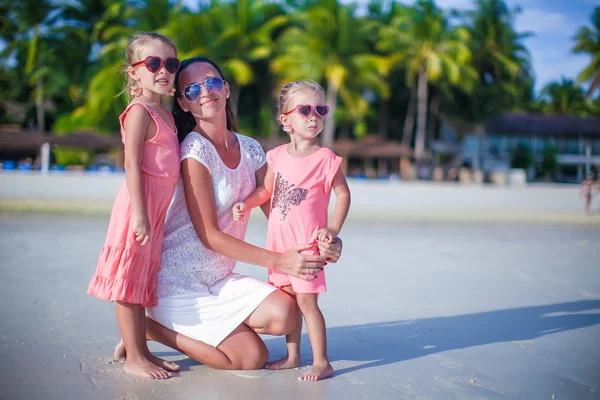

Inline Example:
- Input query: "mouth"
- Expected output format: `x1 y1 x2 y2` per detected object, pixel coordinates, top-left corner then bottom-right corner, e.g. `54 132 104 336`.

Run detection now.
201 98 217 106
156 78 169 86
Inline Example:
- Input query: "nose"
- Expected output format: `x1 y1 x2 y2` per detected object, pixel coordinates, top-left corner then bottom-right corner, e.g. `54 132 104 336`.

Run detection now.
200 83 211 96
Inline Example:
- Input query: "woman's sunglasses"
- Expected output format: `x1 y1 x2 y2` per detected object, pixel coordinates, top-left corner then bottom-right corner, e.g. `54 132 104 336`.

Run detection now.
285 104 330 118
131 56 180 74
181 77 226 101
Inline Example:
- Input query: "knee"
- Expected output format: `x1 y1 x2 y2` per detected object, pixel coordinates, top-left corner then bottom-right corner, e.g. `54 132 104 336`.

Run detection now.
296 293 318 312
268 294 299 336
234 340 268 370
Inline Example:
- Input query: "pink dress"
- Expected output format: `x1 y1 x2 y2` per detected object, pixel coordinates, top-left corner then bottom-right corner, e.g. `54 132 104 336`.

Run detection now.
266 145 342 293
87 102 180 307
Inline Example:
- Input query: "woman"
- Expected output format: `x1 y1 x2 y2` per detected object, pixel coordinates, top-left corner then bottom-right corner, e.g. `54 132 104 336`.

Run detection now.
136 56 343 370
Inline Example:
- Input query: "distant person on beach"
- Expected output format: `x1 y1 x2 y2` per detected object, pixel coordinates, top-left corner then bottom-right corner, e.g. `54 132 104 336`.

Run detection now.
87 32 182 379
581 177 594 215
232 80 351 381
121 57 344 373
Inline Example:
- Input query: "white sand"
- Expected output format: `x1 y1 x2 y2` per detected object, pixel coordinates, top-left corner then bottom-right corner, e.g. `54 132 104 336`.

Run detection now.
1 172 599 224
0 213 598 399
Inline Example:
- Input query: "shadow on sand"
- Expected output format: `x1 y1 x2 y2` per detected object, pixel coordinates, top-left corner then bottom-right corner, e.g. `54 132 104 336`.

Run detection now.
155 300 600 375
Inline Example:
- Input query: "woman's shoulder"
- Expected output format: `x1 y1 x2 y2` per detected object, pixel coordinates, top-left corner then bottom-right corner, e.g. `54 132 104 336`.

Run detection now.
180 132 215 164
235 132 261 148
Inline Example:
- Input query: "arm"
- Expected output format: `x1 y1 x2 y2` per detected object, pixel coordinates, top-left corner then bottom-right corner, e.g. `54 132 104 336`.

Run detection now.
255 163 273 218
328 168 351 236
233 164 273 220
182 158 325 277
123 105 154 245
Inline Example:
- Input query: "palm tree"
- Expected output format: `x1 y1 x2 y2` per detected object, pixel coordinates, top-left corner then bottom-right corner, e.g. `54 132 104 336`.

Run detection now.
169 0 288 136
1 0 57 133
379 0 473 160
57 0 179 133
271 0 387 148
460 0 533 122
538 78 588 115
573 6 600 100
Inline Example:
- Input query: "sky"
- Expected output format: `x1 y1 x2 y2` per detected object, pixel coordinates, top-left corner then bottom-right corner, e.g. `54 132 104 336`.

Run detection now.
183 0 596 95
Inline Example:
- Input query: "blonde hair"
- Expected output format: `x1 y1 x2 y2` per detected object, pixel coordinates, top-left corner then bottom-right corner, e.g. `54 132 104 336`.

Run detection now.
122 32 178 101
276 80 325 125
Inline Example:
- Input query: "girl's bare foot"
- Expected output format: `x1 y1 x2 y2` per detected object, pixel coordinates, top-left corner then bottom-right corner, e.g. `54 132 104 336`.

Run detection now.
113 338 179 372
264 356 302 370
123 357 171 379
114 338 126 361
298 362 334 381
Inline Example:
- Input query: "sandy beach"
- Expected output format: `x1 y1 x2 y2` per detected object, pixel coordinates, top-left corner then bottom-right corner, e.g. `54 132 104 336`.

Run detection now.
0 208 599 399
1 172 599 224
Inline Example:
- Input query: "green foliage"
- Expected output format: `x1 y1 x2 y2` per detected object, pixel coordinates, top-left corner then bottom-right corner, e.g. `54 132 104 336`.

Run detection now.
53 146 92 167
510 142 532 169
0 0 597 151
540 145 558 179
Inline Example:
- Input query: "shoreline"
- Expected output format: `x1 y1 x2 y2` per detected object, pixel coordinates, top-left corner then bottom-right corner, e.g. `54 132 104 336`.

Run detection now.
1 173 598 224
1 197 598 225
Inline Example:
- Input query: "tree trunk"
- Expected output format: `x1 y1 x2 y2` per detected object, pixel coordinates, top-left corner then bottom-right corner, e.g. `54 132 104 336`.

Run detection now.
414 66 428 160
426 93 440 151
401 87 416 147
36 75 44 134
378 99 389 139
323 79 339 149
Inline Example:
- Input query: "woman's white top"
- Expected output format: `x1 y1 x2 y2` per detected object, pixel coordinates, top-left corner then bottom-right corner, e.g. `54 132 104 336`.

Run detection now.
156 132 266 299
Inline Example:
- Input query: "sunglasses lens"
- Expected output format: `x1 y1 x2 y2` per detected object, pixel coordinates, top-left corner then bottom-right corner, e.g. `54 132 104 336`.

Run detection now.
145 57 161 72
297 105 312 116
205 77 224 92
184 84 201 101
316 105 329 116
165 58 180 73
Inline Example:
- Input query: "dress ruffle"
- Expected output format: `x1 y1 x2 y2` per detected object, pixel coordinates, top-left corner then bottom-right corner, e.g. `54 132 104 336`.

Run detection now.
87 245 160 307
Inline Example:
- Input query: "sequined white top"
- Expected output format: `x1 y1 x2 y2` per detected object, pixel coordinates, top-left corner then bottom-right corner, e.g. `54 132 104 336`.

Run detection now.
156 132 266 299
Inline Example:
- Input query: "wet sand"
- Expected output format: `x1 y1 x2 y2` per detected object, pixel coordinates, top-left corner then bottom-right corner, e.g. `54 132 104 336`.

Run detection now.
0 213 598 399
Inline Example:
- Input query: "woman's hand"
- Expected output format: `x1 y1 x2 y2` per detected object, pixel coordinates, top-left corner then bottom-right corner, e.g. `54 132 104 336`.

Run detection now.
316 237 343 263
276 244 326 280
132 213 151 246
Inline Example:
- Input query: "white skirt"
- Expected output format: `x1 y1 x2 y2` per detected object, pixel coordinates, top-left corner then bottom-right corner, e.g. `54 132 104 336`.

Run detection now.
147 273 277 347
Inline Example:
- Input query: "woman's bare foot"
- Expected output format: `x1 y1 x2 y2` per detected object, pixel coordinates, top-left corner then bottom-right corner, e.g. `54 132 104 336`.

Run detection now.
298 362 334 381
113 338 179 372
123 356 172 379
146 352 180 372
264 356 301 370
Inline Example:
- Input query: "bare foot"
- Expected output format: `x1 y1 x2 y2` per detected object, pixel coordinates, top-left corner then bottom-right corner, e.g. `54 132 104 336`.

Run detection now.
123 357 171 379
114 338 126 361
298 362 334 381
264 356 301 370
113 338 179 372
146 352 180 372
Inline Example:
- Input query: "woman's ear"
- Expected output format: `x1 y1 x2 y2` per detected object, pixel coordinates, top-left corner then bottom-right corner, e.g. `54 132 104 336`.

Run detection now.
177 97 188 112
224 81 230 99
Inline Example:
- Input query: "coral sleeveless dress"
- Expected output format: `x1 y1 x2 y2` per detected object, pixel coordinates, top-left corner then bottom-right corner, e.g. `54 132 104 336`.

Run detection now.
266 145 342 293
87 102 180 307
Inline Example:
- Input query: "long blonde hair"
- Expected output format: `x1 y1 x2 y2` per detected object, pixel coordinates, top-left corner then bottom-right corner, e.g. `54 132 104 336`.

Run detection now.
276 80 325 125
122 32 177 101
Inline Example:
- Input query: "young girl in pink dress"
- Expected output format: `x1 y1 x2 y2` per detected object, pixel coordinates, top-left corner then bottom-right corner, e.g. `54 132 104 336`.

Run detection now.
233 80 351 381
87 32 181 380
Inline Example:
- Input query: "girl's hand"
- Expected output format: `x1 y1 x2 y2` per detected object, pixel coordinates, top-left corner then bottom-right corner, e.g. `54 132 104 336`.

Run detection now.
132 213 151 246
316 237 343 263
277 244 326 280
232 202 246 221
312 227 337 243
